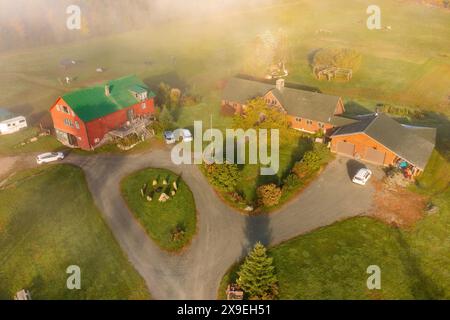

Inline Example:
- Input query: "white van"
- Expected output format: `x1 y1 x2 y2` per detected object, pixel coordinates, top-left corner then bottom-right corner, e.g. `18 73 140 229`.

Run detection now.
0 116 27 135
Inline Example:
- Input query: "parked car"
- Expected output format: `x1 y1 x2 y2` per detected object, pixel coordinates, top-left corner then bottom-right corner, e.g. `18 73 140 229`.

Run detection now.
180 129 193 142
36 152 65 164
352 168 373 186
163 131 176 144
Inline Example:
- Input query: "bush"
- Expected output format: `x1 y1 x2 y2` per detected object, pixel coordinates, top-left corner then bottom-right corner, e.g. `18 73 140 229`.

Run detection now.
204 163 240 192
378 104 425 119
292 143 330 178
282 174 301 192
313 48 362 70
257 183 282 207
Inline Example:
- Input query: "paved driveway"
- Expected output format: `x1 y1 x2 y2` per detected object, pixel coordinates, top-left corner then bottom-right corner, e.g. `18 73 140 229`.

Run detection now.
1 150 377 299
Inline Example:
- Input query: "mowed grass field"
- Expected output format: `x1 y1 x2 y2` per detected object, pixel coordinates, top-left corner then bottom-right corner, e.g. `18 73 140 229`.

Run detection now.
0 165 150 299
0 0 448 128
220 151 450 299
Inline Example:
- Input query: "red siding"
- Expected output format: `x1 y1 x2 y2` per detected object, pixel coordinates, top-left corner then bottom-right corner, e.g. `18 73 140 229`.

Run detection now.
50 98 90 149
50 97 155 150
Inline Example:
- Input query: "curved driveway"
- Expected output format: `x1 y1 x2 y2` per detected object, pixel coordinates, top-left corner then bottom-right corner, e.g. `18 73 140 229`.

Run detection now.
1 149 375 299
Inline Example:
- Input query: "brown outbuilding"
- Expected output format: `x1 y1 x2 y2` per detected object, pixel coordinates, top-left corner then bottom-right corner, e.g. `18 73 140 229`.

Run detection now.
330 113 436 176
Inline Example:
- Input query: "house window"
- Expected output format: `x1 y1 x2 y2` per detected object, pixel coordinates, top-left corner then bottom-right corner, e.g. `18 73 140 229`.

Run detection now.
141 103 146 110
307 120 313 125
318 122 325 129
56 105 61 112
64 119 74 127
62 106 70 114
296 117 301 122
75 121 80 129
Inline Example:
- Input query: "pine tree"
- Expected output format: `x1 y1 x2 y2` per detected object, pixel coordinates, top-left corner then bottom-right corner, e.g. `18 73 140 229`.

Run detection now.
159 106 174 131
236 242 278 299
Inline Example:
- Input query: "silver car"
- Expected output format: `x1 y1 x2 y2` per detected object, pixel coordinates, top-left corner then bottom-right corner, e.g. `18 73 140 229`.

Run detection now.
36 152 65 164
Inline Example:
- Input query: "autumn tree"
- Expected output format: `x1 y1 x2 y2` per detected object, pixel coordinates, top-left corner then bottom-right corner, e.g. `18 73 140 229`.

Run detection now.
257 183 282 207
232 97 293 145
237 242 278 300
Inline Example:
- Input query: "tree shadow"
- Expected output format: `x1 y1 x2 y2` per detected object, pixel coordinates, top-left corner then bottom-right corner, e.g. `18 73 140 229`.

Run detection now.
143 71 188 92
344 101 373 116
346 159 366 180
393 229 445 299
397 111 450 161
240 214 272 260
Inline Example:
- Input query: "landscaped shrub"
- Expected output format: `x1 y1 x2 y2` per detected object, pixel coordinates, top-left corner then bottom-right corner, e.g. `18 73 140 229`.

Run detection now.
257 183 282 207
378 104 425 119
292 143 331 178
282 174 301 192
204 163 240 192
171 224 186 242
313 48 362 70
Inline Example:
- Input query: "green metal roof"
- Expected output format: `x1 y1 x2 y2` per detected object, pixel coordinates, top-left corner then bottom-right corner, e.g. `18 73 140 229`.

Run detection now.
62 75 155 122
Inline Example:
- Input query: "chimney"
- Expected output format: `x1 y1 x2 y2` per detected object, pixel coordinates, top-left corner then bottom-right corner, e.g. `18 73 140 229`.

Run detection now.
105 84 110 96
276 78 285 91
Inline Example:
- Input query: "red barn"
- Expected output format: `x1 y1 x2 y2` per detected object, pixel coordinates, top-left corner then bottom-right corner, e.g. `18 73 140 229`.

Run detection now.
50 75 155 150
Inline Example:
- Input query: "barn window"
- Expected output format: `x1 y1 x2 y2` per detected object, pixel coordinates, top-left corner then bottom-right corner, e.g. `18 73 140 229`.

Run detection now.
75 121 80 129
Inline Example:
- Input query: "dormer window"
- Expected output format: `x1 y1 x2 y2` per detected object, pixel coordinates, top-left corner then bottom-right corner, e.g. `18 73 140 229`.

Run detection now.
129 86 148 101
62 106 70 114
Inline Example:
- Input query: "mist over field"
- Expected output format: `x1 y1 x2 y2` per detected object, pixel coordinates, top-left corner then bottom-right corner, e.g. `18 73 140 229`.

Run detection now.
0 0 273 52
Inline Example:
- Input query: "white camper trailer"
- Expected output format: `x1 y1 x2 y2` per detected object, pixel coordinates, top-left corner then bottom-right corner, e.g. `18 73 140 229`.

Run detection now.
0 116 27 135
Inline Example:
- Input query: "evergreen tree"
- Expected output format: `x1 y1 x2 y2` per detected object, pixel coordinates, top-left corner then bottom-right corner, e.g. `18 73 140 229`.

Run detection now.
237 242 278 299
159 106 174 131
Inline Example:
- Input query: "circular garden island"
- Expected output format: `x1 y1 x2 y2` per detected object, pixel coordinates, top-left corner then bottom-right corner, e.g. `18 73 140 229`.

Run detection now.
121 168 197 251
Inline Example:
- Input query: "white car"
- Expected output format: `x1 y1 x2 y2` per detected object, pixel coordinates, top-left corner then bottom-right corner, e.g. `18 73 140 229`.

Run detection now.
179 129 193 142
352 168 373 186
36 152 65 164
163 131 176 144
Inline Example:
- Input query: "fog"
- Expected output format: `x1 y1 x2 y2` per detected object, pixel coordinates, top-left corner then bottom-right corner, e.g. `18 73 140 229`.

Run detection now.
0 0 273 52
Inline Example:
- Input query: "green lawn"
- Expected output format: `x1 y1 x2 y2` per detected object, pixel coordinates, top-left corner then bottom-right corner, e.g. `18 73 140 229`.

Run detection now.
121 168 197 251
220 151 450 299
0 0 448 155
0 0 448 118
0 165 150 300
0 127 64 156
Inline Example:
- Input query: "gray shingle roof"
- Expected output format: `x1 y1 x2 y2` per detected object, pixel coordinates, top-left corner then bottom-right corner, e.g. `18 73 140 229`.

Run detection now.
332 113 436 170
222 78 273 104
222 77 341 123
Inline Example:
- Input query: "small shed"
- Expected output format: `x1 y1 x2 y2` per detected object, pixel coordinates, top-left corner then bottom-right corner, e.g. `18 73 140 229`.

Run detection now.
226 284 244 300
14 289 32 300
